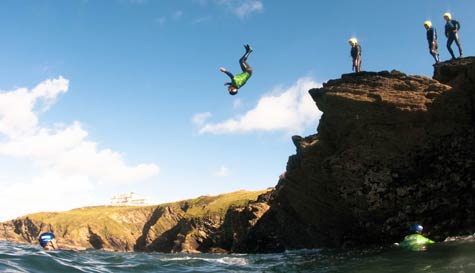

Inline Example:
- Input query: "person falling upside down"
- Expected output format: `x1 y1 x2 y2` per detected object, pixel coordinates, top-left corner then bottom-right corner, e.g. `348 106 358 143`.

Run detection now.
220 44 253 95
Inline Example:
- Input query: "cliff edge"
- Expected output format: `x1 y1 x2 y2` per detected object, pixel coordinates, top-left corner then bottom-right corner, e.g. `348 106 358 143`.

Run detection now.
244 57 475 251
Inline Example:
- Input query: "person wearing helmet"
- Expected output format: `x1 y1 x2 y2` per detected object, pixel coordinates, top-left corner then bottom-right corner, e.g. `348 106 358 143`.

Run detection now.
399 224 434 251
443 12 462 60
220 44 253 96
349 38 362 73
424 21 440 64
38 232 58 250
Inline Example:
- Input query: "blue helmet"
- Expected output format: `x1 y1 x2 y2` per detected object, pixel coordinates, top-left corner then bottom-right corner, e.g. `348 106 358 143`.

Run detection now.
38 232 55 247
410 224 423 233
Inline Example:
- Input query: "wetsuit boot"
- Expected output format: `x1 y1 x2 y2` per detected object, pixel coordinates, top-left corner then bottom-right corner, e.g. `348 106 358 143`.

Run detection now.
239 45 253 72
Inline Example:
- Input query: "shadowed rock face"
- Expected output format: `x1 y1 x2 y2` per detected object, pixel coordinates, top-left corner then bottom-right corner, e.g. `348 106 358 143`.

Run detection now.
248 58 475 250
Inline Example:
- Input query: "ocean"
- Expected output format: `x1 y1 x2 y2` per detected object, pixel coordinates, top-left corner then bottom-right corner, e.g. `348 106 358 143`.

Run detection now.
1 240 474 273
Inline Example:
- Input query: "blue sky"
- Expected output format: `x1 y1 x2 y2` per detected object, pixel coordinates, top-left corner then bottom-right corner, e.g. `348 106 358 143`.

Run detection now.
0 0 473 221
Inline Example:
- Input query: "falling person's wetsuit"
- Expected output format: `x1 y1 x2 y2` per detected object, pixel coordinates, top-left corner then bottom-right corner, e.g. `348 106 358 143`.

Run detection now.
221 45 253 95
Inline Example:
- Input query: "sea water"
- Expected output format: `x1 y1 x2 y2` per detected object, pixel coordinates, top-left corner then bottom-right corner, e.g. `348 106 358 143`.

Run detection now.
1 240 474 273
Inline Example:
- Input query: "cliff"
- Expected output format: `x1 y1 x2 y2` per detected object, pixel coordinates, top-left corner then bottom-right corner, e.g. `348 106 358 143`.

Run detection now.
0 189 270 253
243 57 475 251
2 58 474 253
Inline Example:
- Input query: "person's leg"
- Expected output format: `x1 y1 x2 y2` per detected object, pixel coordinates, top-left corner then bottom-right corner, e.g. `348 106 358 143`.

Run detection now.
454 33 463 57
435 42 440 62
239 45 253 74
430 44 439 63
355 57 362 72
447 36 456 59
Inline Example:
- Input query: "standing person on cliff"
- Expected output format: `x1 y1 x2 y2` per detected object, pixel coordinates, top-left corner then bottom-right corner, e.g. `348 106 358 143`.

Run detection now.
349 38 362 73
220 44 253 96
443 12 462 60
424 21 440 64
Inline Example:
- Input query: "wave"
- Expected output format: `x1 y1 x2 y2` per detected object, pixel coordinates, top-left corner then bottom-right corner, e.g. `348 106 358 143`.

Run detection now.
160 255 249 265
2 240 475 273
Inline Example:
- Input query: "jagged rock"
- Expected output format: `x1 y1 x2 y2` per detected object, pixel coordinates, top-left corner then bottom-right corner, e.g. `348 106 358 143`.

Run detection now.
250 58 475 249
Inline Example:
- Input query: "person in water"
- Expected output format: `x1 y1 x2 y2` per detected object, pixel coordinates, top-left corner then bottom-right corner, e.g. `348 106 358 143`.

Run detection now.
349 38 362 73
424 21 440 64
220 44 253 95
399 224 434 250
443 12 462 60
38 232 58 250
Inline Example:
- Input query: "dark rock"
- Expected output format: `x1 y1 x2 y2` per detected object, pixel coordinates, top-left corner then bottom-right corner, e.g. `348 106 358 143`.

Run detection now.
251 57 475 249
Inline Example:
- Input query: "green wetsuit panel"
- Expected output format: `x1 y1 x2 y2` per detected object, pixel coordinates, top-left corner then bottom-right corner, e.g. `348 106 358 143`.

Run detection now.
400 234 434 250
232 72 251 89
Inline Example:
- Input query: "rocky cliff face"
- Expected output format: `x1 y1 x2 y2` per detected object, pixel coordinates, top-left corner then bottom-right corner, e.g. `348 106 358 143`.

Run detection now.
245 57 475 251
0 190 270 253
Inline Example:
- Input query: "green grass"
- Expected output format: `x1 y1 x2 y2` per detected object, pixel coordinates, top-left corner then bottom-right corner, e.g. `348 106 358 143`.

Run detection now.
15 189 271 249
184 189 270 218
23 189 269 232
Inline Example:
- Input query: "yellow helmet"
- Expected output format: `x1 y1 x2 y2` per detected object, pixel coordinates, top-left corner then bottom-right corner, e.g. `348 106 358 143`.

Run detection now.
423 21 432 28
348 38 358 45
443 12 451 20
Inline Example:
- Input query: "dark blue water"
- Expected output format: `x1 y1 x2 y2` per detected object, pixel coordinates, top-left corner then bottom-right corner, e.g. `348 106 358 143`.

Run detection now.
1 240 474 273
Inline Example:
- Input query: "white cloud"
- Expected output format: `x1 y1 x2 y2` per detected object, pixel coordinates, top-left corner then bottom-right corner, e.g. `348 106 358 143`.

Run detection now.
174 10 184 19
234 0 263 18
155 10 183 26
122 0 147 4
197 77 322 135
214 166 229 177
0 77 68 138
195 0 263 18
0 77 159 220
233 98 243 109
192 112 212 126
0 171 95 221
156 17 167 26
192 16 211 25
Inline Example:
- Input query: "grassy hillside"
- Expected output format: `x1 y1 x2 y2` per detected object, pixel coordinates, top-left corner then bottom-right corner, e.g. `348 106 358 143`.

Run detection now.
3 189 271 252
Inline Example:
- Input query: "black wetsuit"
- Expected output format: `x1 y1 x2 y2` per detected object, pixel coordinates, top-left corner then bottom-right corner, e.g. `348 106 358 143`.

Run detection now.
445 19 462 59
426 27 439 63
351 44 362 72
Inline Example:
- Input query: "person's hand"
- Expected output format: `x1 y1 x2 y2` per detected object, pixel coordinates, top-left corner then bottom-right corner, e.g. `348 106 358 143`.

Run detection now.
453 29 458 33
219 67 226 72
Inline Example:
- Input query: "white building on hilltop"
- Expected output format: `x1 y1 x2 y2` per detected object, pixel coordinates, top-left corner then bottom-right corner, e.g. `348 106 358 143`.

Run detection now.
110 192 151 206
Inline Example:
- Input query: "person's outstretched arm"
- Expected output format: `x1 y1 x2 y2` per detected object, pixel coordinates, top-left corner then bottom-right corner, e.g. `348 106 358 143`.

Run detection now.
220 67 234 80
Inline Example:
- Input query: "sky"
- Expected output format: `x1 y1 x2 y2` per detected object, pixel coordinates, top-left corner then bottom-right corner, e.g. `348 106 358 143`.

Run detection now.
0 0 473 221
